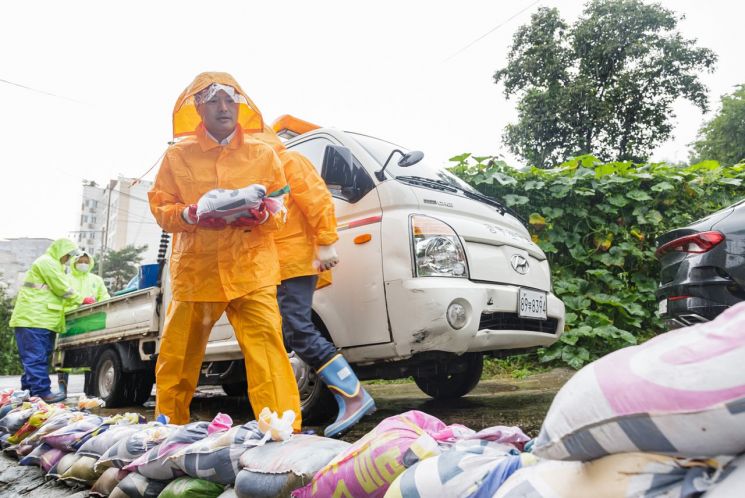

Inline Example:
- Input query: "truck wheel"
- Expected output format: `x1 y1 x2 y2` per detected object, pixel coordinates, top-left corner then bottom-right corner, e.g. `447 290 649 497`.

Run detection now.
414 353 484 399
91 349 153 407
290 353 336 424
91 349 125 407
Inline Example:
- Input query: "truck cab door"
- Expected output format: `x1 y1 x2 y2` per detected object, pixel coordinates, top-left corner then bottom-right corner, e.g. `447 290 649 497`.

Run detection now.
288 137 391 348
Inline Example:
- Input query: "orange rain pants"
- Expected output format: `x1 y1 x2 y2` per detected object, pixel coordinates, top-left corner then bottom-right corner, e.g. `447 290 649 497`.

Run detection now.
155 285 301 429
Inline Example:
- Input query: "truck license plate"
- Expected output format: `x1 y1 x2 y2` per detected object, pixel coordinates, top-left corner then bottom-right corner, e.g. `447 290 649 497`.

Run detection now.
518 288 547 320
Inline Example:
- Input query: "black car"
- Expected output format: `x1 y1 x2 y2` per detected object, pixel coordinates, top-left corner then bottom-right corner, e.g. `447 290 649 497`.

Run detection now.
655 199 745 328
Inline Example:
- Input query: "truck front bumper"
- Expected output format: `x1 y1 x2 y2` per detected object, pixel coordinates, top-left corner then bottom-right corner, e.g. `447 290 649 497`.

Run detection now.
379 278 564 360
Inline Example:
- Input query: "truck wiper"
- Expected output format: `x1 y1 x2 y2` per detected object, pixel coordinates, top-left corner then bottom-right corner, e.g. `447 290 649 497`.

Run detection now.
396 175 525 224
395 175 459 193
463 190 526 224
461 190 506 215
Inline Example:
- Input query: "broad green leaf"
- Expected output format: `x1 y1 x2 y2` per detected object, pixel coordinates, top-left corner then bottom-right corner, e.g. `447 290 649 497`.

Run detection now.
651 181 674 192
608 195 629 207
626 190 652 201
503 194 529 206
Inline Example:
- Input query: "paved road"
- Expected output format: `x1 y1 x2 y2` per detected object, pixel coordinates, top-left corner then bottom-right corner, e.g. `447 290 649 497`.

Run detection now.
0 369 571 496
0 375 86 395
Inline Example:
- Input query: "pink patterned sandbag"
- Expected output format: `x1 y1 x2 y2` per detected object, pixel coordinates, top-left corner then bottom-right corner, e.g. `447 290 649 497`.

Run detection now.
534 301 745 460
293 410 464 498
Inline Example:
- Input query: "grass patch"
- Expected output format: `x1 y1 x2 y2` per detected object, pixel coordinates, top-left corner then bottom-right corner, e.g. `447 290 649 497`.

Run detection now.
482 354 550 380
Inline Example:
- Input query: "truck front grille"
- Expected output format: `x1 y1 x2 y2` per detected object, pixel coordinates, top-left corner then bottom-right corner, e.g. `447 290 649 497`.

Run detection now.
479 312 559 334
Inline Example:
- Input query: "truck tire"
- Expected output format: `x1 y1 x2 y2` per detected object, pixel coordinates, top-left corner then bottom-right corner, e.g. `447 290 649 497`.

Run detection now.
91 349 154 407
413 352 483 399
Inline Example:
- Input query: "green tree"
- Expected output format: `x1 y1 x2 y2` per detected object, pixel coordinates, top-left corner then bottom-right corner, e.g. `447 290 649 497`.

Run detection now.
100 244 147 290
0 285 22 375
494 0 717 168
692 84 745 165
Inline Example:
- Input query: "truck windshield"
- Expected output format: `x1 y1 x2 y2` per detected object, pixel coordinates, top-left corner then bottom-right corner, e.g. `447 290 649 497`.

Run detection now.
349 132 518 219
349 132 480 195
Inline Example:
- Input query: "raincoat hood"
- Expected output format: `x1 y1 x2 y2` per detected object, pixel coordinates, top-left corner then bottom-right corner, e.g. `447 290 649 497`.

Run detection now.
47 239 79 262
71 252 95 276
172 72 264 138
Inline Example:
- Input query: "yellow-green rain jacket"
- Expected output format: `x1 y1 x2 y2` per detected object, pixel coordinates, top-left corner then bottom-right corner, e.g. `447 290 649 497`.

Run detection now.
9 239 83 333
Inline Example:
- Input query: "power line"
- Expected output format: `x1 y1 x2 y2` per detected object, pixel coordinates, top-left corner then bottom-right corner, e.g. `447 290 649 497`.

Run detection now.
0 77 89 105
112 188 150 204
102 202 158 224
443 0 541 62
131 149 168 186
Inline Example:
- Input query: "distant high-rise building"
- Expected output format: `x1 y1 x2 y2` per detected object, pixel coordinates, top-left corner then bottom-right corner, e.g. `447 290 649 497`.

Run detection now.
107 177 161 262
71 177 161 263
74 181 105 256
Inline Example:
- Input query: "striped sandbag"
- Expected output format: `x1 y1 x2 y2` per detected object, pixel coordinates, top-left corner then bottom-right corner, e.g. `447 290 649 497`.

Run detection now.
534 301 745 460
494 453 726 498
385 441 520 498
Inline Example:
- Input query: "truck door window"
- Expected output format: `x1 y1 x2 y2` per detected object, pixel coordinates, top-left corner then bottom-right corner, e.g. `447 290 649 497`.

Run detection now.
289 138 375 203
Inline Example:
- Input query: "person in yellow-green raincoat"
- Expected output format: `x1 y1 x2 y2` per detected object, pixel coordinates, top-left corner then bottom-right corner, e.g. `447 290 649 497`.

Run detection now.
148 72 301 427
9 238 95 402
67 252 110 304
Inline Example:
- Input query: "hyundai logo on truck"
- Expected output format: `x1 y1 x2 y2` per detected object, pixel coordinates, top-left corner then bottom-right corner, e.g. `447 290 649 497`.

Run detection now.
510 254 529 275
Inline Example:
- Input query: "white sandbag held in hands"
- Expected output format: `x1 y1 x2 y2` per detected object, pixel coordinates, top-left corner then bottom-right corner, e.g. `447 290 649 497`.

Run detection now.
196 184 267 224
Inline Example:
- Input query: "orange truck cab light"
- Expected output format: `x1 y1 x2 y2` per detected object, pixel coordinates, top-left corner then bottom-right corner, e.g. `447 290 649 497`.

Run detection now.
272 114 321 139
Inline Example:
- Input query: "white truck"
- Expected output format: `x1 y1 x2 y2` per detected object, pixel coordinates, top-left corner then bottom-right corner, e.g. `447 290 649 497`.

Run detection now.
54 116 565 421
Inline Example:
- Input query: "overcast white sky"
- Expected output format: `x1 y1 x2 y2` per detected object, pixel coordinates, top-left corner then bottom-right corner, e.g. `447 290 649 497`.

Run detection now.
1 0 742 241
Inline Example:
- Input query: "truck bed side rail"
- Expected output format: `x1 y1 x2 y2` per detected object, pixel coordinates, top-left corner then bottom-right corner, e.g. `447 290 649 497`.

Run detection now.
57 287 161 350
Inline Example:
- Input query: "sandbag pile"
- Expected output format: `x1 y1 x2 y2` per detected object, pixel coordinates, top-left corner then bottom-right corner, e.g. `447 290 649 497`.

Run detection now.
2 302 743 497
0 394 357 497
0 388 530 498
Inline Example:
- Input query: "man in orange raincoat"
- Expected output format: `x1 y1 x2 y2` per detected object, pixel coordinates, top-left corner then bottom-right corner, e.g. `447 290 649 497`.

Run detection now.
148 72 301 428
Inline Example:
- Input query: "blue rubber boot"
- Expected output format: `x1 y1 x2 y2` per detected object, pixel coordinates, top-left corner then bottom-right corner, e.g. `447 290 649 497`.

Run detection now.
42 391 66 403
317 354 375 437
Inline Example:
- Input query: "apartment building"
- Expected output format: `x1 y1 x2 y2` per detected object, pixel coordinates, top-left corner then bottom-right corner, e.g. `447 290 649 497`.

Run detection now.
72 178 161 263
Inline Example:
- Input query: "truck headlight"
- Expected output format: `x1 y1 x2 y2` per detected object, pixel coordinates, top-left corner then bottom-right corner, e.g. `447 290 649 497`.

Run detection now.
411 215 469 278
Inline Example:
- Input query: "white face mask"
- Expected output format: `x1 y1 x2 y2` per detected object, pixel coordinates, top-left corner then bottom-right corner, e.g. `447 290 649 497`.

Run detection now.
76 263 90 272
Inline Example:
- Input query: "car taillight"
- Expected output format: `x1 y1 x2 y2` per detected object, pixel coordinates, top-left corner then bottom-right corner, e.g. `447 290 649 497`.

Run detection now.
655 231 725 258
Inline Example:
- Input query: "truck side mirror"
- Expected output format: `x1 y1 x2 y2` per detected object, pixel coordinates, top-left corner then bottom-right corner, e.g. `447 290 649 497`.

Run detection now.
375 149 424 180
321 145 374 203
